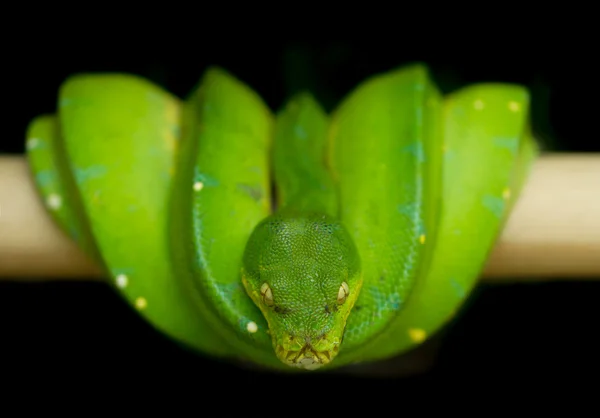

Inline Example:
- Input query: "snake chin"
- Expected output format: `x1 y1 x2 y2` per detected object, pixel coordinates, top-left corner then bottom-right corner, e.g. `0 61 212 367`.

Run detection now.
276 343 339 371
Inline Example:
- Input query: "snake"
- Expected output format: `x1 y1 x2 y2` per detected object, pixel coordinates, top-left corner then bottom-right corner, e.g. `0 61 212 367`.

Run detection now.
25 63 537 371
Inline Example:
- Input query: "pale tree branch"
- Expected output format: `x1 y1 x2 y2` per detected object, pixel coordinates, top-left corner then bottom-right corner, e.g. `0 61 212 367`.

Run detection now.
1 154 599 282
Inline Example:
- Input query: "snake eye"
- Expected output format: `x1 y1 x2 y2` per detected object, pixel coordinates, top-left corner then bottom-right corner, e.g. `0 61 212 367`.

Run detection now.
337 281 349 304
260 282 274 306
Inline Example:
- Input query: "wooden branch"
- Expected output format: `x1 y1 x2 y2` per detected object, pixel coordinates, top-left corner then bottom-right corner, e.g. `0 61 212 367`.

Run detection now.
0 153 598 282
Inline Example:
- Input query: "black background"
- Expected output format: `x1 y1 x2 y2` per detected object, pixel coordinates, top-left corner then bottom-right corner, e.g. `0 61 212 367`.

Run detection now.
2 34 599 398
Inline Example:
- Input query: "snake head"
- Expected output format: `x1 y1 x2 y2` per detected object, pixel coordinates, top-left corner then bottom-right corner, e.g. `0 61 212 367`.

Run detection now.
242 212 362 370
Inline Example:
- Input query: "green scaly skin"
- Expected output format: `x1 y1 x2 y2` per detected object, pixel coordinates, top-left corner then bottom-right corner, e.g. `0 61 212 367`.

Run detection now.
25 64 537 371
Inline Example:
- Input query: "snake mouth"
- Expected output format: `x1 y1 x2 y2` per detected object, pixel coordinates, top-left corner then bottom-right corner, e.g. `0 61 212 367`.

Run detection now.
276 344 338 370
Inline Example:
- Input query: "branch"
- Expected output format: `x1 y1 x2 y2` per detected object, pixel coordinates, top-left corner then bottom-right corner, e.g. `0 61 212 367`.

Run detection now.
1 154 598 282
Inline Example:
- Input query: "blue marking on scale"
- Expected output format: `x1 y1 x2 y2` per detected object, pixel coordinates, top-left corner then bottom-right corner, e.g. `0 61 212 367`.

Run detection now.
449 278 466 298
482 194 505 219
294 125 307 139
193 167 220 187
493 136 518 155
170 124 181 139
368 285 402 312
74 165 108 184
401 141 425 163
35 170 57 188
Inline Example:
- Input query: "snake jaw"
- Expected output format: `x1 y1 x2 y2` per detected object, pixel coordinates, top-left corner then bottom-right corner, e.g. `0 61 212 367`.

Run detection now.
275 335 340 370
276 344 333 370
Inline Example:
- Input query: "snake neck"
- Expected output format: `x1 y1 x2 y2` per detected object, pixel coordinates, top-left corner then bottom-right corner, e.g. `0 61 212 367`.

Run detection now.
273 188 338 221
270 92 339 221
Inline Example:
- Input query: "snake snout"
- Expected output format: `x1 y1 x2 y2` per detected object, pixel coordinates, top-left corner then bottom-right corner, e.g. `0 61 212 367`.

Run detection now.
275 342 333 371
297 355 322 370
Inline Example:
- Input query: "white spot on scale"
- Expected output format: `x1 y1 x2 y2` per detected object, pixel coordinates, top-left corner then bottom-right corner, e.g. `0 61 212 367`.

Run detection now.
408 328 427 343
115 274 128 289
473 99 485 110
508 101 521 112
246 321 258 333
46 194 62 210
135 297 147 310
193 181 204 191
26 137 40 150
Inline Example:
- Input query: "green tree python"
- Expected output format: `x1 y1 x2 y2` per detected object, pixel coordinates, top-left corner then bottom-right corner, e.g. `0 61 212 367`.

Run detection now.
25 63 537 371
